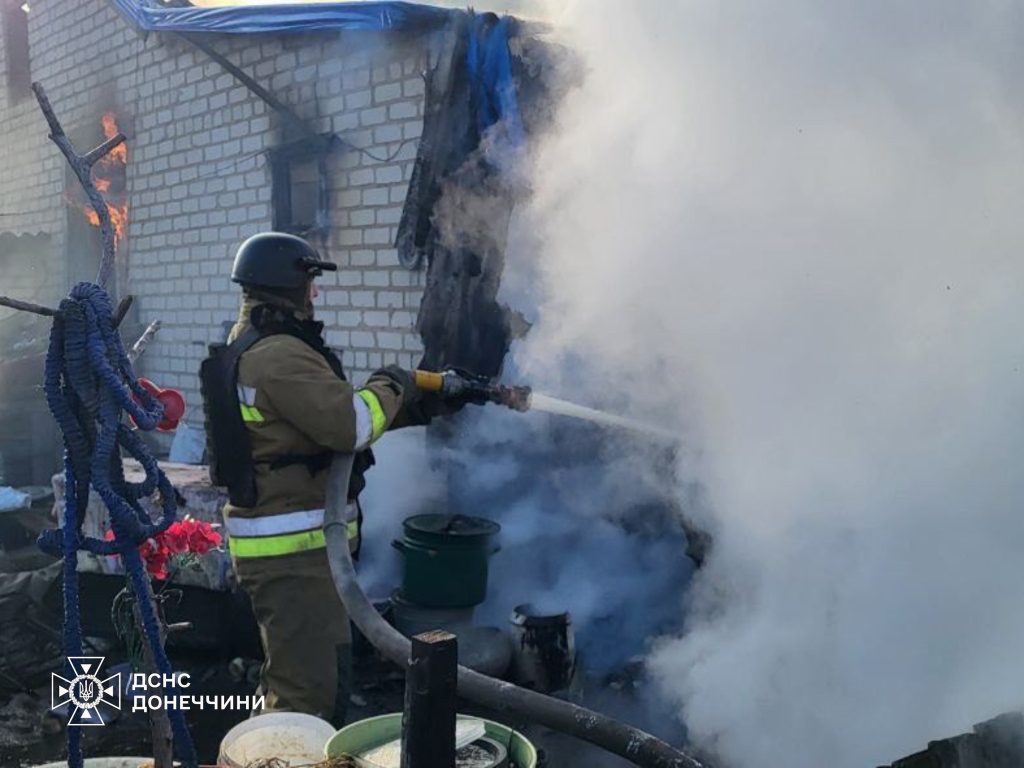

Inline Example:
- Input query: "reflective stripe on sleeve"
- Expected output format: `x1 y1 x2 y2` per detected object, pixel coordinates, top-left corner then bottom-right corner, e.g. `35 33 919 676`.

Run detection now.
240 404 265 423
356 389 387 442
353 393 373 450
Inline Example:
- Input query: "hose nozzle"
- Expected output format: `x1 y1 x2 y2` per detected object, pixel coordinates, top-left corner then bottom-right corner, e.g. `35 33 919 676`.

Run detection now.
490 383 532 412
414 369 532 412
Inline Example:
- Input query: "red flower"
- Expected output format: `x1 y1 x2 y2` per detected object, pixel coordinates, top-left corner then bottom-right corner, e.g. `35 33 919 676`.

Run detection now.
145 551 170 580
159 522 191 555
104 518 221 581
183 519 222 555
139 537 170 579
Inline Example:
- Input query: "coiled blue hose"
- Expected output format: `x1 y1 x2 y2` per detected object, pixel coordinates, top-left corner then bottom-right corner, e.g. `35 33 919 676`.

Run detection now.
37 282 197 768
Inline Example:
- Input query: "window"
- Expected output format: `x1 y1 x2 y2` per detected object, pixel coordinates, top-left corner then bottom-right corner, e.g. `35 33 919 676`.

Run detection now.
269 136 336 236
1 0 31 102
288 156 320 229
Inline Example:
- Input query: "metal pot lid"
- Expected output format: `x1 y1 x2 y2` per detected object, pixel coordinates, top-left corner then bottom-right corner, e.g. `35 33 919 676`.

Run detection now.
403 513 501 537
511 603 572 627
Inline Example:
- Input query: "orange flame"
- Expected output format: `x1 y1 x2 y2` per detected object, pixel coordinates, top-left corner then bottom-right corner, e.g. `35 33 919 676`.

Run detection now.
84 206 128 247
101 112 127 165
69 111 129 249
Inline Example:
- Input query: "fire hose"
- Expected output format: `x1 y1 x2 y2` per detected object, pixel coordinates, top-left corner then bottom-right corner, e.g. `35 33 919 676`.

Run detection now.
38 283 196 768
323 453 708 768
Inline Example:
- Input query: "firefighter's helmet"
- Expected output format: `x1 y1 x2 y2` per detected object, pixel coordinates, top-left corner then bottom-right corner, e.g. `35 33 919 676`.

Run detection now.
230 232 336 290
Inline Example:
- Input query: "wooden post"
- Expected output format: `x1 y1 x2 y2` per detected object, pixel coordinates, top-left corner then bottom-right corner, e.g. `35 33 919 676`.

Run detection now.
401 630 458 768
132 578 174 768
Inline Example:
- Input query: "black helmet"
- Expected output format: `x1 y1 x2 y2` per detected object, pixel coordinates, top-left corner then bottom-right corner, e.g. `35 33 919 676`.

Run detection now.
231 232 337 289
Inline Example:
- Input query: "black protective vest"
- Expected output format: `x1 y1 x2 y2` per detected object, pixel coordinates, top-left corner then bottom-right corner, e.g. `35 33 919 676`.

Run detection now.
199 304 374 508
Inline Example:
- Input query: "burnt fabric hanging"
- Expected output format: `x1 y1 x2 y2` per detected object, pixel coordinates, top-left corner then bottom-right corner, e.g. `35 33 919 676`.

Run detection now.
398 11 526 378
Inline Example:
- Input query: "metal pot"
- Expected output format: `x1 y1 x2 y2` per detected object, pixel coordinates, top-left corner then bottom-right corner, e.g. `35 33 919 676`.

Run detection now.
392 514 500 608
509 604 576 694
389 588 476 637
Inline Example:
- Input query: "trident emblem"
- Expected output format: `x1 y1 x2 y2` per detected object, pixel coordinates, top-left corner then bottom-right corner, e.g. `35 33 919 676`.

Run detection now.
52 657 121 726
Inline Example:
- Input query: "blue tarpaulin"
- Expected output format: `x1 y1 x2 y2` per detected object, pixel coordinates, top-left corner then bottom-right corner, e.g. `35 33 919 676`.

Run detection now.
468 13 524 153
107 0 452 34
468 12 524 165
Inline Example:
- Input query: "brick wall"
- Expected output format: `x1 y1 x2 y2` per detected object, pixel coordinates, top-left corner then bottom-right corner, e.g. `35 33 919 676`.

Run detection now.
0 0 72 310
0 0 434 429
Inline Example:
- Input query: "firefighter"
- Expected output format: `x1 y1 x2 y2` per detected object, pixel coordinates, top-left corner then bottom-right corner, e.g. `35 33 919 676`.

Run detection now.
206 231 456 726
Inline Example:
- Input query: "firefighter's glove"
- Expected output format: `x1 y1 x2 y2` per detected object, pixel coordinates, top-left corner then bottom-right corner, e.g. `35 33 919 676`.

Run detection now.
408 368 489 421
371 365 421 410
443 367 491 408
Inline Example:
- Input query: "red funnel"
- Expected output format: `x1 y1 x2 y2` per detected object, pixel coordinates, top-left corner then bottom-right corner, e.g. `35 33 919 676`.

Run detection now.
133 378 185 432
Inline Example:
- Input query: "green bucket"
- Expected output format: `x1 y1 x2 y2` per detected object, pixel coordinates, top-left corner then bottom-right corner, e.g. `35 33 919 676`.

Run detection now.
325 713 537 768
392 514 501 608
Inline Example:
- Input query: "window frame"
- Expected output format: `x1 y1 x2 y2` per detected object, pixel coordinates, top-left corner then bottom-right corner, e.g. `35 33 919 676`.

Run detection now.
268 135 336 237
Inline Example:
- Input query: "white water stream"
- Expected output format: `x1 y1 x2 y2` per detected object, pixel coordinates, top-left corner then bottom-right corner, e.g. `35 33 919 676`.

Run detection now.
527 392 679 443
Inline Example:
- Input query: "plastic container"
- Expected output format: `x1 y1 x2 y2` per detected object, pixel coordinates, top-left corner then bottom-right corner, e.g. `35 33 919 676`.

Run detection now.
325 713 537 768
392 514 501 608
218 711 336 768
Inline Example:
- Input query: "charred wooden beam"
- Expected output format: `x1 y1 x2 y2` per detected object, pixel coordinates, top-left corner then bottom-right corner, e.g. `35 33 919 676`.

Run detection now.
402 630 458 768
0 295 60 317
31 82 124 293
113 295 133 329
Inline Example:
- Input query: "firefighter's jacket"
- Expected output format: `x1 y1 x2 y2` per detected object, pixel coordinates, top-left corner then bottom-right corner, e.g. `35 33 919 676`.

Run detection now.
222 297 404 568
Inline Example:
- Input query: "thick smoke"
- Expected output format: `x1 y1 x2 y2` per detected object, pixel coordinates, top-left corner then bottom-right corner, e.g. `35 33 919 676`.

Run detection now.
505 2 1024 767
355 0 695 689
359 405 693 680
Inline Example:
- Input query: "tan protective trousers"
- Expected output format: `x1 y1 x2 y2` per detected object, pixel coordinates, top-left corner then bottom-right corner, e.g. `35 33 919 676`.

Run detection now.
234 549 352 727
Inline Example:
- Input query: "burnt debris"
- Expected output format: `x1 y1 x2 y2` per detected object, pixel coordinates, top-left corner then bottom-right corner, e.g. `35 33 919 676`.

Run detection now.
881 712 1024 768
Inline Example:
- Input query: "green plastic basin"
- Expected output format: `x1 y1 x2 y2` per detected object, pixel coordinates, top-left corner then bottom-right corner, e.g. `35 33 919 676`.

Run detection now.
325 712 537 768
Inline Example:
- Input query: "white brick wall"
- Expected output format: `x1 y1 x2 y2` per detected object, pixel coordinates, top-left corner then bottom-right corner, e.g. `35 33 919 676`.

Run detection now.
0 1 75 311
0 0 435 425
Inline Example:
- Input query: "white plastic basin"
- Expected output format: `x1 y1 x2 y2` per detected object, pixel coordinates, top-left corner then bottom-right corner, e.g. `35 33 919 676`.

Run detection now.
218 711 335 768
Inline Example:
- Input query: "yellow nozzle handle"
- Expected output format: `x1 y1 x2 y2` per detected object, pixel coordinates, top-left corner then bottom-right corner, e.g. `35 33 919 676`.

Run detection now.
413 370 445 392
